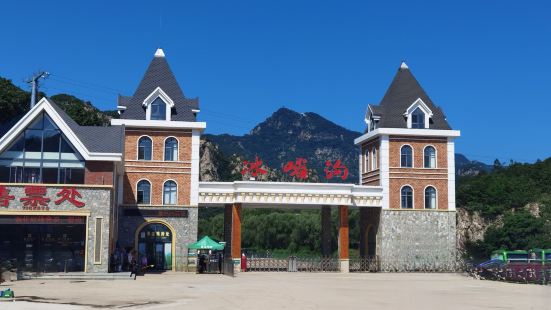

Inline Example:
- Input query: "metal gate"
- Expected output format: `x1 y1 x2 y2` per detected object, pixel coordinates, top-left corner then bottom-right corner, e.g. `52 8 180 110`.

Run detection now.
247 256 339 272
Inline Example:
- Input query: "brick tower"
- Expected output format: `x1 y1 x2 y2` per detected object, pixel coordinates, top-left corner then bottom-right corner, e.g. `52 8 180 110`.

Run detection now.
112 48 205 271
354 62 460 270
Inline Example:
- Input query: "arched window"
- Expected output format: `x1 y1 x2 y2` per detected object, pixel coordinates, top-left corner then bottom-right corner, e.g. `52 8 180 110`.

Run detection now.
137 180 151 204
424 146 436 168
138 136 152 160
150 97 167 120
364 148 369 173
372 148 377 171
400 145 413 168
163 180 177 205
411 107 425 128
164 137 178 161
401 186 413 209
425 186 437 209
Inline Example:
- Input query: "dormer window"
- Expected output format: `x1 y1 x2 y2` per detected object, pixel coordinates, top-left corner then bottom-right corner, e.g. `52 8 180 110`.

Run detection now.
143 87 174 121
405 98 433 129
411 108 425 129
150 98 167 120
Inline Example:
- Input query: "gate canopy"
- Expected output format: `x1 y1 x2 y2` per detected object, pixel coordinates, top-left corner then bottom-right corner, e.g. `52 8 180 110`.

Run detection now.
198 181 383 208
188 236 224 250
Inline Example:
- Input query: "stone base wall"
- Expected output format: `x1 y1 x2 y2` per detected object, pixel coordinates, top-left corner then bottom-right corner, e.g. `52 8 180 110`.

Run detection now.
378 209 457 271
117 208 198 271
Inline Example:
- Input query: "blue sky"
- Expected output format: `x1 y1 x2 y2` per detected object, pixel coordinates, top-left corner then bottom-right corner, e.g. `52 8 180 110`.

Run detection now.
1 0 550 163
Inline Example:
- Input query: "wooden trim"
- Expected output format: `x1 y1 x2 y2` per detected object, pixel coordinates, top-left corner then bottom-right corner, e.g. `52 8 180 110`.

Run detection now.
93 217 103 265
0 210 91 216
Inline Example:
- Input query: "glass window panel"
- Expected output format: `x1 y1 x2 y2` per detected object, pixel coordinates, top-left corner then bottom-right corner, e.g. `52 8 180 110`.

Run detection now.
425 187 436 209
0 112 84 184
401 186 413 209
163 181 177 205
164 138 178 161
28 114 44 130
59 161 85 168
150 98 166 120
43 130 60 153
138 137 152 160
6 134 24 152
424 146 436 168
42 168 59 184
400 145 412 168
23 167 41 183
61 168 84 184
137 180 151 204
43 114 59 130
0 166 9 182
411 108 425 129
25 130 42 152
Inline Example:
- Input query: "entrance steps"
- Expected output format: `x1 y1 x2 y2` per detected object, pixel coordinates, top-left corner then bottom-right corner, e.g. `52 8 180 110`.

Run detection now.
18 272 134 281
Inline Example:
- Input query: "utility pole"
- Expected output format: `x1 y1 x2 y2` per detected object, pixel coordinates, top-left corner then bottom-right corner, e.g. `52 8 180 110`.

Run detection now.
27 71 49 109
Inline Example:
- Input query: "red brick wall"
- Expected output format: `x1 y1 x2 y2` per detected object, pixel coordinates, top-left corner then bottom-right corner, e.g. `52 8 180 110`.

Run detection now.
388 136 448 210
85 161 114 185
361 138 380 186
122 128 192 206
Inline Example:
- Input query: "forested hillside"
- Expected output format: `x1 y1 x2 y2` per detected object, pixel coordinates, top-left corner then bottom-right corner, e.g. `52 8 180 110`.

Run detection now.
0 77 117 130
457 158 551 259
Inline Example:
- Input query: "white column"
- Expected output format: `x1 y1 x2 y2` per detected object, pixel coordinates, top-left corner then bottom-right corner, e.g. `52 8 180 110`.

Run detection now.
380 135 390 209
190 129 201 206
447 137 456 211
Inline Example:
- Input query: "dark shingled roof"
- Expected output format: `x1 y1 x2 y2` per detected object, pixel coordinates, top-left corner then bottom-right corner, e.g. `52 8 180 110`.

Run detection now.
119 51 198 122
369 64 451 130
48 99 124 154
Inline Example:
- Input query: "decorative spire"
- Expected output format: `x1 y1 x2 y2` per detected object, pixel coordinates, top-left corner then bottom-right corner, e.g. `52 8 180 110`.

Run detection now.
400 61 409 70
154 48 165 58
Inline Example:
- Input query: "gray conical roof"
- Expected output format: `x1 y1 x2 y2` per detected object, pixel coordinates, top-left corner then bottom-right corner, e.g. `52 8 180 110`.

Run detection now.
370 63 451 130
119 49 199 121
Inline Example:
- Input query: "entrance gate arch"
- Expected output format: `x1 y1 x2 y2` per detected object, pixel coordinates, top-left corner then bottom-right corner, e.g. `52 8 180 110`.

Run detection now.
199 181 383 273
134 220 176 271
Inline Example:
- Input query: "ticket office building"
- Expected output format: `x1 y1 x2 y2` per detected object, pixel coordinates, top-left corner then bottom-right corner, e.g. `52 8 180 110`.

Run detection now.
0 98 123 273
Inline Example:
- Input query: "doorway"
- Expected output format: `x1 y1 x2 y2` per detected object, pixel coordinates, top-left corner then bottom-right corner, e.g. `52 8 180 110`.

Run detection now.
137 223 173 271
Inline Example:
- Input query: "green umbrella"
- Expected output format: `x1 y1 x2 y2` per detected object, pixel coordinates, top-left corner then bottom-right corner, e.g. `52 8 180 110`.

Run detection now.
188 236 224 250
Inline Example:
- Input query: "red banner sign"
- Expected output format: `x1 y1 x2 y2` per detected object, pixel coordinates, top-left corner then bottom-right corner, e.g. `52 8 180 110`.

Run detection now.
0 185 86 210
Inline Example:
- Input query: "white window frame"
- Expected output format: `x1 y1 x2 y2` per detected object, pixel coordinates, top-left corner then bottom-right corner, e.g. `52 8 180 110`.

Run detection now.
400 144 414 168
136 178 152 205
424 185 437 209
363 148 369 173
400 184 414 209
163 136 179 161
137 135 153 161
404 98 433 129
371 148 377 171
163 179 178 205
423 145 437 168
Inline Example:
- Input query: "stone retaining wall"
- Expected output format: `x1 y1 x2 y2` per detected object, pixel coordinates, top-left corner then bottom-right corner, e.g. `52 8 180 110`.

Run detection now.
378 209 457 271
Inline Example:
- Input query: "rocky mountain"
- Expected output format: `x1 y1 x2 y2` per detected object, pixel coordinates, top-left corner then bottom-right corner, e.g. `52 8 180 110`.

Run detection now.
204 108 358 183
455 154 493 177
201 107 491 182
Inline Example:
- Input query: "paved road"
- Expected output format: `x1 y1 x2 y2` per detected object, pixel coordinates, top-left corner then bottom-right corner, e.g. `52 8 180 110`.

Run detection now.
1 273 550 309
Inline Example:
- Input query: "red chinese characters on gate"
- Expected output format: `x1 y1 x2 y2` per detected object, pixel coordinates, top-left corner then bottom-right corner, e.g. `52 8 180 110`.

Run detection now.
241 156 268 177
283 158 308 180
324 159 349 181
